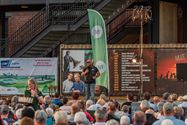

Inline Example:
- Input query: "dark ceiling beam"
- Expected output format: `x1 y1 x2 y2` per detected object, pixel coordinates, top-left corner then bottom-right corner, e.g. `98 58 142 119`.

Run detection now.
0 5 44 11
160 0 178 3
0 0 78 6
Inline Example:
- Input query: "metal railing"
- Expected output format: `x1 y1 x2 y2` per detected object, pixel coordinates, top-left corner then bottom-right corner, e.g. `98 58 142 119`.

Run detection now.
7 0 101 57
107 0 138 41
107 9 134 40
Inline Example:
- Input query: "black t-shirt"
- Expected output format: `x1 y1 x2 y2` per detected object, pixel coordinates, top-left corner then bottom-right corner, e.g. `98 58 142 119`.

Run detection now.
83 66 99 84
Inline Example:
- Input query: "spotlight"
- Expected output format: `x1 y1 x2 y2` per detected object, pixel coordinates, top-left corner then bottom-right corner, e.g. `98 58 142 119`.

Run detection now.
132 58 137 63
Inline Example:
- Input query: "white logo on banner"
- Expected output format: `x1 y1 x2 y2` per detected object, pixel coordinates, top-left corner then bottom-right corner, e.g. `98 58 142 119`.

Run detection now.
91 25 103 39
96 60 106 74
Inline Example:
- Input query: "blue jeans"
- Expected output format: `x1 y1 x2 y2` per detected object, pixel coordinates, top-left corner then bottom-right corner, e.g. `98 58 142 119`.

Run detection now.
85 83 95 101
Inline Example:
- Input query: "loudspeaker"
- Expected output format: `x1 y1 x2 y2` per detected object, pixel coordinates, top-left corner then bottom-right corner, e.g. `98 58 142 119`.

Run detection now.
176 63 187 81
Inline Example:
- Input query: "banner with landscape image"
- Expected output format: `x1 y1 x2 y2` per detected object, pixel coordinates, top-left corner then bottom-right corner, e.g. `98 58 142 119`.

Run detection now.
0 58 58 95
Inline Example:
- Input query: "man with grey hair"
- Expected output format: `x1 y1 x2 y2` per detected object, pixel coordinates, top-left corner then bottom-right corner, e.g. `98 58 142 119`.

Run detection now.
133 111 146 125
140 100 150 112
93 109 107 125
86 100 94 110
34 110 47 125
153 102 185 125
54 110 68 125
120 115 130 125
106 119 119 125
74 112 90 125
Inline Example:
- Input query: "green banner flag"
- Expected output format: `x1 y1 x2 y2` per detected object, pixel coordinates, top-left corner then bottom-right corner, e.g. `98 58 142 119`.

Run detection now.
87 9 109 89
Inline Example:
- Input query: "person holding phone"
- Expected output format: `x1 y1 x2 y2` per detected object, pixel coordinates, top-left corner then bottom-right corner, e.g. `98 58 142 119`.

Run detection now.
25 78 43 110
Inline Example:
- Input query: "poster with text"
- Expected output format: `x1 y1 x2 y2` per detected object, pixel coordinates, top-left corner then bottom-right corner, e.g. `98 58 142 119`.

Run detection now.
0 58 58 95
109 49 155 95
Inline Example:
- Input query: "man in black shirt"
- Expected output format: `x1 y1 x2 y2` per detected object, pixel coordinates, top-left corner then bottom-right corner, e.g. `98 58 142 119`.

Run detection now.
81 59 100 101
121 93 134 114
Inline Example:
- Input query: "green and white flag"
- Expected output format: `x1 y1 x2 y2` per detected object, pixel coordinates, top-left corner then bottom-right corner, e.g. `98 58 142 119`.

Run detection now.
87 9 109 89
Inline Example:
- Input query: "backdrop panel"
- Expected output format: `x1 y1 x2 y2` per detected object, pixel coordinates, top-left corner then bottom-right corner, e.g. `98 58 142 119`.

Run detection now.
60 44 187 96
157 49 187 94
0 58 58 95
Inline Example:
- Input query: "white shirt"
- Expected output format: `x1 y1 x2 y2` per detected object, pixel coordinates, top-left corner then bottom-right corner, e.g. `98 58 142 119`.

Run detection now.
63 79 73 93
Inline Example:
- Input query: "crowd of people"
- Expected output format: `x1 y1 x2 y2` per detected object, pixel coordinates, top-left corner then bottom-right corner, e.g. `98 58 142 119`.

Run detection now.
0 60 187 125
0 90 187 125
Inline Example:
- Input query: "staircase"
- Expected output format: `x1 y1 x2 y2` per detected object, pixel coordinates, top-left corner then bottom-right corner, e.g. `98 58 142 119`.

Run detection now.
6 0 139 57
107 8 141 44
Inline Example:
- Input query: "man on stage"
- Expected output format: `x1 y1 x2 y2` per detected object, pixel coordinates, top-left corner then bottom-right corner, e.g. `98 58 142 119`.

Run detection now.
81 59 100 101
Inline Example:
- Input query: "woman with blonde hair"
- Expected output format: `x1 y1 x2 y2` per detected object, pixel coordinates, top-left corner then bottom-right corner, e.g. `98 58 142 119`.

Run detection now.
25 78 43 110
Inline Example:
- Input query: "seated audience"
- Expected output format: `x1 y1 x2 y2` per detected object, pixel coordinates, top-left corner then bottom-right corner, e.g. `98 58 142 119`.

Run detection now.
4 90 187 125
